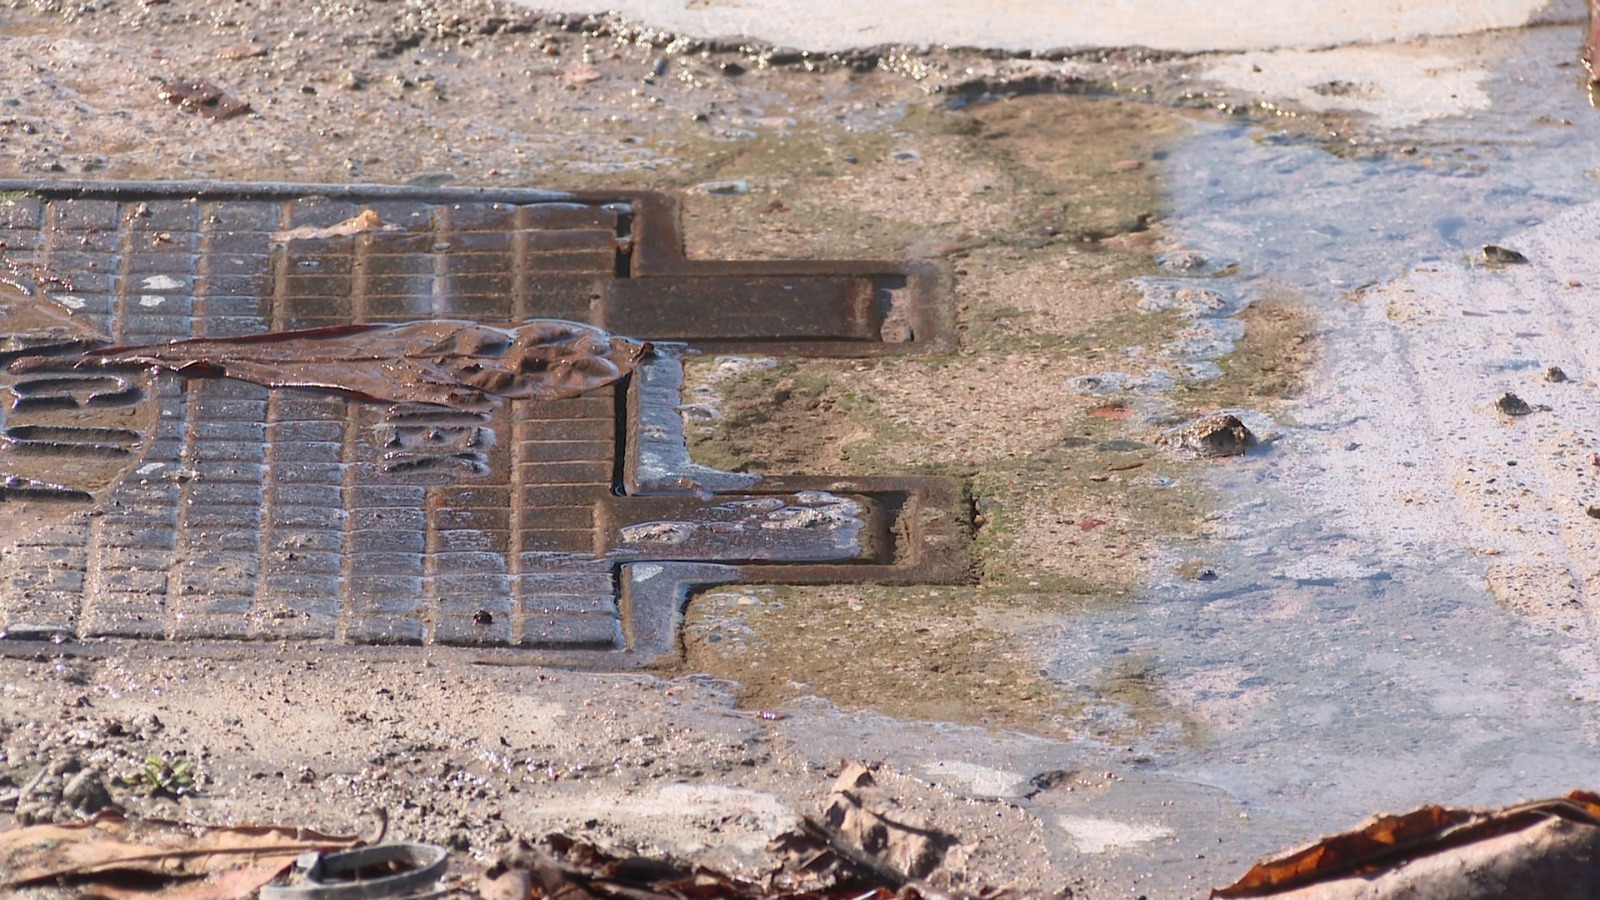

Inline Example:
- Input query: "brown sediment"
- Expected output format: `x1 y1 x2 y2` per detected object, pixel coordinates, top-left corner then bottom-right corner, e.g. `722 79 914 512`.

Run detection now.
1173 295 1320 411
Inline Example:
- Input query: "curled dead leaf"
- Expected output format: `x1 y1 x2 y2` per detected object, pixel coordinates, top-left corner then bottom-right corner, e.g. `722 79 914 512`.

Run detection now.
1213 791 1600 899
272 209 398 242
0 809 365 899
822 762 967 884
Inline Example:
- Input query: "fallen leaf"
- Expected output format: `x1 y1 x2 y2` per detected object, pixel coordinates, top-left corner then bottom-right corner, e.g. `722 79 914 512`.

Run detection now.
1213 791 1600 899
822 762 965 882
96 861 293 900
271 209 396 241
486 828 950 900
0 810 365 898
13 319 651 410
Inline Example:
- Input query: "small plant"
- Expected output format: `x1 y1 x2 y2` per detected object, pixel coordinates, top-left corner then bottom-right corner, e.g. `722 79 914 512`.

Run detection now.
118 754 197 798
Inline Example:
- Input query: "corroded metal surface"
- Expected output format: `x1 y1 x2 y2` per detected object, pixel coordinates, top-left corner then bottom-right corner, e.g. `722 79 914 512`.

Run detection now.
0 182 966 662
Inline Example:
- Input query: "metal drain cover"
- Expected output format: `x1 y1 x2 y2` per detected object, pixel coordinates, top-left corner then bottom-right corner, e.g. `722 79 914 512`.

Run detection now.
0 181 967 664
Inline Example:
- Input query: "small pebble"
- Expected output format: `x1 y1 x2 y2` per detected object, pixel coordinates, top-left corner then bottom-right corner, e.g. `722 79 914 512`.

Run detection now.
1495 392 1534 416
695 179 749 196
1160 413 1255 458
1483 244 1528 265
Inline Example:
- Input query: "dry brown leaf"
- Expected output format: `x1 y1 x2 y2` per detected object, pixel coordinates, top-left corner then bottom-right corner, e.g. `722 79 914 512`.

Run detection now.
0 809 364 897
1214 790 1600 899
823 762 965 882
271 209 397 241
13 319 651 410
483 833 927 900
92 861 294 900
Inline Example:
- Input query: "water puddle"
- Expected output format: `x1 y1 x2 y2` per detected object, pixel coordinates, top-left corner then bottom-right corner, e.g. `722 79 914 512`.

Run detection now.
1049 20 1600 840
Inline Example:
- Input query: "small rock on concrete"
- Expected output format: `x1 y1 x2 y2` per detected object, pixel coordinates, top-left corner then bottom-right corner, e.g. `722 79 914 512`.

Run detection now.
62 768 113 814
1482 244 1529 265
696 179 750 196
1160 413 1256 458
1495 391 1536 416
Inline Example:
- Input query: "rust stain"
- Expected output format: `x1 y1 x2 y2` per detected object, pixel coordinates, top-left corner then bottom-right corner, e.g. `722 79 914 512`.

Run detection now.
1086 403 1131 420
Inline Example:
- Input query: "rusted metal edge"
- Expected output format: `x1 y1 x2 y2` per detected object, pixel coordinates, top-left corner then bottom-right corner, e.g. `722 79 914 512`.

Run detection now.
598 476 972 577
0 637 669 669
727 475 975 586
0 179 592 205
0 180 954 355
626 192 954 355
622 351 975 585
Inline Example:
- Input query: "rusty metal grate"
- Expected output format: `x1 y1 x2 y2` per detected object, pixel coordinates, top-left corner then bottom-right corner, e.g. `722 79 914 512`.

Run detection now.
0 181 967 665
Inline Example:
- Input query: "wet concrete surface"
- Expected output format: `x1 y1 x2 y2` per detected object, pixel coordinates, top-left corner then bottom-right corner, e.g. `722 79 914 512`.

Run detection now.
1024 13 1600 896
5 1 1600 898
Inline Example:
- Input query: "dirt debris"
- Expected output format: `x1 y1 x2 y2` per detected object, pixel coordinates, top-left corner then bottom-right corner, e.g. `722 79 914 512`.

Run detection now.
1481 243 1529 266
156 79 251 121
478 762 994 900
1494 391 1539 417
821 762 966 883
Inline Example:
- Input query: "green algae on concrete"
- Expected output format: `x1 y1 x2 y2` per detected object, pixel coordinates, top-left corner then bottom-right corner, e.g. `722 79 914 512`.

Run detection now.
681 357 928 476
959 94 1183 244
1172 294 1320 414
676 358 1221 739
678 583 1081 734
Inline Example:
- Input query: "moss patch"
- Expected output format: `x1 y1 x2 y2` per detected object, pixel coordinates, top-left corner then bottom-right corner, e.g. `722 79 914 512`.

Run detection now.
1173 294 1320 414
960 93 1184 242
667 91 1310 746
682 357 924 476
678 584 1074 735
